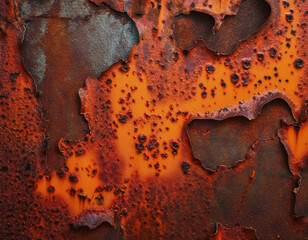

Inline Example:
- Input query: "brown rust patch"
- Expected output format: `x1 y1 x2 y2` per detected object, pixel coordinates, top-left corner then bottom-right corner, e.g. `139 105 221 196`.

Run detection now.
187 99 294 170
174 11 215 50
174 0 271 54
210 223 257 240
212 139 307 239
21 0 139 170
294 167 308 218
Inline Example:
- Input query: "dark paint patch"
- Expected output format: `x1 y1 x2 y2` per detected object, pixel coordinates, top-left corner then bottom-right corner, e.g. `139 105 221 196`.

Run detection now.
295 167 308 217
173 0 271 55
21 1 139 170
187 99 294 170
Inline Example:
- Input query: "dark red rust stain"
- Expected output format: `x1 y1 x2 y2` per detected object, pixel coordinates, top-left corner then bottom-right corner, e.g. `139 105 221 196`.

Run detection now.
21 0 139 170
174 0 271 55
295 166 308 218
187 99 308 238
72 210 115 229
187 99 295 170
210 223 257 240
173 11 215 50
212 139 308 239
67 219 123 240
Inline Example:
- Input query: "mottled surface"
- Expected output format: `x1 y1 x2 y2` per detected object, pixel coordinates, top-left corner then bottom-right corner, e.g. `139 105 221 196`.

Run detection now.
0 0 307 239
174 0 271 54
295 167 308 218
22 0 139 169
187 99 294 170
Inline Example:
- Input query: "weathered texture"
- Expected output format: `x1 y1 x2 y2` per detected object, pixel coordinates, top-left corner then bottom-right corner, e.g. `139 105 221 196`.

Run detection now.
1 0 308 239
212 139 307 239
210 223 257 240
295 167 308 218
174 0 271 54
21 0 139 169
187 99 294 170
174 11 215 50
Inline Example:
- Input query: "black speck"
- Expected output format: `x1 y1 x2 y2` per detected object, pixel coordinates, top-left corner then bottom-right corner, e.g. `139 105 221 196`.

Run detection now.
294 58 304 69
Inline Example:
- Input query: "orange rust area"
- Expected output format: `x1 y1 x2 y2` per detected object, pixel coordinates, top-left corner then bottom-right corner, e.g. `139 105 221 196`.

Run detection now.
36 148 115 215
35 0 307 216
1 0 308 238
279 120 308 175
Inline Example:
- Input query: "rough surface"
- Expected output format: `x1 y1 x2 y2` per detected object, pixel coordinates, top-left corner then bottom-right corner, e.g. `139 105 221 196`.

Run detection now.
0 0 307 239
21 0 139 169
174 0 272 54
187 99 294 170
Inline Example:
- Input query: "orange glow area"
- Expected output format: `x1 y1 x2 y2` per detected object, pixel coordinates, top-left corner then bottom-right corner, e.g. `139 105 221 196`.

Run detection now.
285 120 308 169
36 148 115 215
36 0 306 216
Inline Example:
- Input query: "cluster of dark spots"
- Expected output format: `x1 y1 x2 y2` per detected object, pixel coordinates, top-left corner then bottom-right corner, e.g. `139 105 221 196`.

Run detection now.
206 65 215 74
70 188 76 196
138 134 147 142
147 137 159 151
118 114 127 123
224 58 231 66
9 72 19 82
181 162 191 174
119 64 130 72
96 186 104 192
201 91 207 98
257 53 264 61
113 188 122 196
230 73 239 85
56 170 65 178
285 13 293 22
294 58 304 69
69 174 78 183
170 140 179 155
154 163 160 170
242 60 251 69
269 48 277 58
211 89 215 97
135 143 145 153
75 148 85 156
282 1 289 7
95 193 104 205
47 186 55 193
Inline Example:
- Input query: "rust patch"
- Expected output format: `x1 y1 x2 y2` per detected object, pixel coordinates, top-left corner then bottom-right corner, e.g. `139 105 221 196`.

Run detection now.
294 167 308 218
210 223 257 240
187 99 294 170
174 0 271 54
174 11 215 50
212 139 307 239
21 0 139 170
1 0 307 239
72 210 115 229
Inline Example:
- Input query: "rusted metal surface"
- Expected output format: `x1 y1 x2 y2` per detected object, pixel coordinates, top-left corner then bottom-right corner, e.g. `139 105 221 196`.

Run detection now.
0 0 308 239
21 0 139 169
174 0 272 54
187 99 294 170
210 223 257 240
